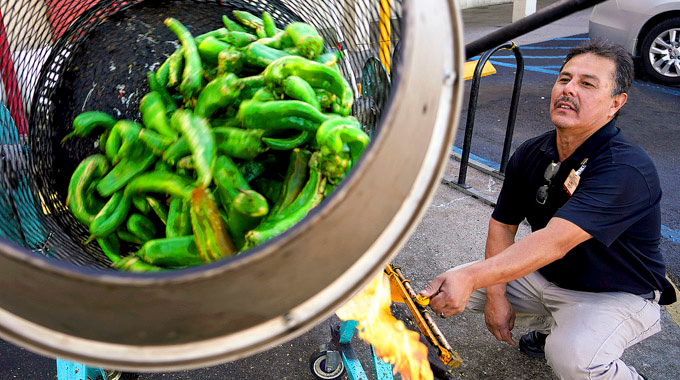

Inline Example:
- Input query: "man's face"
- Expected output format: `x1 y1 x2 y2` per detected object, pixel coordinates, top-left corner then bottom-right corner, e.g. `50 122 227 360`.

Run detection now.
550 53 626 132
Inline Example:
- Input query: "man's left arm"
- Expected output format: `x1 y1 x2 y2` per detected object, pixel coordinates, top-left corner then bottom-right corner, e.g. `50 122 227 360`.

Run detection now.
422 217 591 317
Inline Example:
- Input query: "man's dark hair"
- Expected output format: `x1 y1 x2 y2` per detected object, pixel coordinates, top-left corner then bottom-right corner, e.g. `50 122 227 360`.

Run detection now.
560 38 634 96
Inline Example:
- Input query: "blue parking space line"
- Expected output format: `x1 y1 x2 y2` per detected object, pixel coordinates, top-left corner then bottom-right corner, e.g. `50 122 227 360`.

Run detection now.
452 146 501 170
488 60 561 75
634 82 680 97
661 225 680 243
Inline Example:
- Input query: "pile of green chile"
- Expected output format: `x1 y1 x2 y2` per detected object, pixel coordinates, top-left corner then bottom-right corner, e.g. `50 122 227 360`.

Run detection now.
64 11 370 272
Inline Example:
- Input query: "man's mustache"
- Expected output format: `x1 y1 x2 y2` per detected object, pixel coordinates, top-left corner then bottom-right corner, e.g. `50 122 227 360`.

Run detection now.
554 96 579 111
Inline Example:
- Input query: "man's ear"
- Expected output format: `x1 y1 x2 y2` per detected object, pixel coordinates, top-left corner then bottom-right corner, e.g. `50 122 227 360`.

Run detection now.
609 93 628 118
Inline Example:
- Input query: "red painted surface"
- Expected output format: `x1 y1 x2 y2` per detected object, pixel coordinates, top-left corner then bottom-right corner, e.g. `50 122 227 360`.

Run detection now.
0 9 28 134
45 0 101 39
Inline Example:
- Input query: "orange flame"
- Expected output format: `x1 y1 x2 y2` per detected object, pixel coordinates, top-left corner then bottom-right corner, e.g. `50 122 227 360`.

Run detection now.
336 274 433 380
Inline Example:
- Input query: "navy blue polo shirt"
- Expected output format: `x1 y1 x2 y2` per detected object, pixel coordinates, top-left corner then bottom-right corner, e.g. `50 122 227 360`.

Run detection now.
492 120 676 305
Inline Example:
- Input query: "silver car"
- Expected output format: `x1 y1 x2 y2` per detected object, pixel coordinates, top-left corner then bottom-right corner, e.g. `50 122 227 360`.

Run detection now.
589 0 680 85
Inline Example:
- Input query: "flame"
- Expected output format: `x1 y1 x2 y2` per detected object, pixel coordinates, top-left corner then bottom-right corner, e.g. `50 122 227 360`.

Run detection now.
336 274 433 380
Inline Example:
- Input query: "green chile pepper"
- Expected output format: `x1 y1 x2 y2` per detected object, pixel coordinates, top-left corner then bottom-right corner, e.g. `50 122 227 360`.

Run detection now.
177 155 195 170
220 31 257 47
156 55 172 87
132 192 152 214
223 14 247 33
251 87 276 102
170 109 216 187
190 186 238 262
244 154 325 247
217 47 244 76
232 10 266 38
283 22 324 59
318 149 350 184
254 177 283 203
98 130 110 152
113 120 174 163
282 75 320 109
314 51 341 71
237 99 328 132
317 117 370 165
112 255 164 272
164 18 203 99
167 48 184 87
136 236 203 268
315 88 336 109
227 189 269 249
147 196 168 224
147 71 178 113
194 73 243 118
213 155 251 207
96 234 122 263
195 28 229 45
261 11 278 37
241 43 289 68
236 75 265 101
163 126 265 164
125 171 195 202
117 229 145 245
154 160 171 172
198 36 233 65
127 213 157 242
262 130 312 150
166 197 192 238
269 148 310 217
104 124 122 163
88 190 131 240
96 148 156 198
62 111 116 143
263 56 353 116
140 91 177 139
67 154 110 226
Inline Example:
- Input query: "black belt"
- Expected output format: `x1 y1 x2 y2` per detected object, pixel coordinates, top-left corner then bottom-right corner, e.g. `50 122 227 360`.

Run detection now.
638 290 656 300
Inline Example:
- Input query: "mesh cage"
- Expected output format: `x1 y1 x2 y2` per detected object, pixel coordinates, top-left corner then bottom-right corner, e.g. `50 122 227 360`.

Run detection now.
0 0 401 269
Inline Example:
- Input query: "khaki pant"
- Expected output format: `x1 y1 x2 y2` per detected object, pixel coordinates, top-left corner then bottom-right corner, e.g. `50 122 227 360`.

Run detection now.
464 270 661 380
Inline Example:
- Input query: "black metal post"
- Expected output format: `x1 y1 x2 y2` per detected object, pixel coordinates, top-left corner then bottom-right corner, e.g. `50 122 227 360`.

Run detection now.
499 46 524 174
465 0 608 59
458 43 514 187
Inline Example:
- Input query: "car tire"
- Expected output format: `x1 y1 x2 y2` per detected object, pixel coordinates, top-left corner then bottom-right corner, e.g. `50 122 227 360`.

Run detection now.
640 17 680 85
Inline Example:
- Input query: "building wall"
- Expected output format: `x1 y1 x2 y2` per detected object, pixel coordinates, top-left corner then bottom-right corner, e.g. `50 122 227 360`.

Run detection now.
457 0 512 9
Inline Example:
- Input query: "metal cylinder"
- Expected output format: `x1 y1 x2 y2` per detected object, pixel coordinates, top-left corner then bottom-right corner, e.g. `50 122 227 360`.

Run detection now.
0 0 464 370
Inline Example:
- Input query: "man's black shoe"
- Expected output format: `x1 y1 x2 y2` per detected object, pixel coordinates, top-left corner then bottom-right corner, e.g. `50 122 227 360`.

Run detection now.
519 331 548 358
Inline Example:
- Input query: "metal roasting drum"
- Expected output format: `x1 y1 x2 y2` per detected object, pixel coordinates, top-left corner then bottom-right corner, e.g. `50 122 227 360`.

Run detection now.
0 0 464 370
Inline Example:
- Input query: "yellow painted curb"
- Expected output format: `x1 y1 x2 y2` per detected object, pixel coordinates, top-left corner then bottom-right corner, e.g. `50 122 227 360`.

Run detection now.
665 276 680 328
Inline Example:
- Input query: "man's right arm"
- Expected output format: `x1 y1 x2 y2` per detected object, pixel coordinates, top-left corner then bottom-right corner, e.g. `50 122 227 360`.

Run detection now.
484 217 519 345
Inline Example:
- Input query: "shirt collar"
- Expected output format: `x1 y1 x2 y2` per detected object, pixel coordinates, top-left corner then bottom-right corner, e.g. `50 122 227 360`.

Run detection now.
540 119 619 163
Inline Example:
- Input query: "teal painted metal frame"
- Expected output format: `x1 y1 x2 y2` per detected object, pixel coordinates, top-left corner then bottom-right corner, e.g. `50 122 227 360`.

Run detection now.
338 320 393 380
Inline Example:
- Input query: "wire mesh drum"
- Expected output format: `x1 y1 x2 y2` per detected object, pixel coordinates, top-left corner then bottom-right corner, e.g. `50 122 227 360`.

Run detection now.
0 0 464 371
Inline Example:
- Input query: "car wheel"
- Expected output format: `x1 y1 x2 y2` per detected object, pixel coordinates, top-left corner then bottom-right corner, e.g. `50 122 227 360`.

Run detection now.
640 17 680 85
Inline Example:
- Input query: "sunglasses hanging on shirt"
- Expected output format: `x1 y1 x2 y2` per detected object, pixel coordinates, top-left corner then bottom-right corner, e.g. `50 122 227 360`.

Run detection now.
536 161 561 205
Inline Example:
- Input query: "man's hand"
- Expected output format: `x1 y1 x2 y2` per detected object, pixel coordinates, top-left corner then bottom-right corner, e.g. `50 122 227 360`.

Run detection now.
419 269 475 318
484 294 516 346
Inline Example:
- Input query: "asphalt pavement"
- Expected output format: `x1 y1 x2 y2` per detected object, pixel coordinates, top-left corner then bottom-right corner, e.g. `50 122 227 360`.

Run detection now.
2 1 679 379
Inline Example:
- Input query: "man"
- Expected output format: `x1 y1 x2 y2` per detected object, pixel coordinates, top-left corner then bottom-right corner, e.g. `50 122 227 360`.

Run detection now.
420 39 676 379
